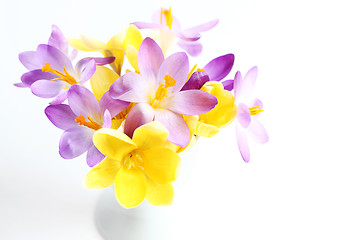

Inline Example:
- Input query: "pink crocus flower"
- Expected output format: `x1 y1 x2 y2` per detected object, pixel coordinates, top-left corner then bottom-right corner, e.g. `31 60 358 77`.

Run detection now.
233 67 269 162
109 37 218 147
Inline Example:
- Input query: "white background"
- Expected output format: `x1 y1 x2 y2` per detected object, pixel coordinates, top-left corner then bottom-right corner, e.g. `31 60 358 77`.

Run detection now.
1 0 360 239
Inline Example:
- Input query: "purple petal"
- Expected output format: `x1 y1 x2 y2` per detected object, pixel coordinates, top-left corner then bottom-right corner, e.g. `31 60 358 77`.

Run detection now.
248 119 269 144
124 103 155 138
20 70 55 87
19 51 42 70
236 124 250 163
222 80 234 91
157 52 189 92
67 85 100 118
233 71 242 104
181 71 210 91
235 66 258 102
31 80 68 98
154 109 190 147
162 90 218 115
102 110 112 128
48 25 68 54
99 91 129 117
172 30 201 41
132 22 165 29
250 98 264 109
203 54 235 82
45 104 77 130
14 82 27 88
86 145 105 167
49 90 68 105
181 19 219 36
109 73 150 102
236 103 251 128
138 38 164 79
59 127 94 159
177 40 202 57
78 59 96 84
36 44 75 76
75 57 115 73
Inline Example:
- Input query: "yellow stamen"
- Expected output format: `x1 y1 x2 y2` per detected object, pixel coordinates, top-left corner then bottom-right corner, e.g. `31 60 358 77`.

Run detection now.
124 152 144 170
160 7 173 29
74 115 101 130
249 106 264 115
42 62 77 85
196 68 206 72
187 64 198 81
152 74 177 106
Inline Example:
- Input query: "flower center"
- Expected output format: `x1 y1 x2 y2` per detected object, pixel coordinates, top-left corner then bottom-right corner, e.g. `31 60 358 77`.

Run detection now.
151 74 176 107
124 151 144 170
160 7 173 29
42 62 77 85
74 114 101 130
249 106 263 115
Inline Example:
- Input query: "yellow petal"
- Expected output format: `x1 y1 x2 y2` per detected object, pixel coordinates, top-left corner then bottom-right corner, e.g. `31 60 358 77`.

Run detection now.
199 81 237 128
132 121 169 150
93 128 137 161
196 121 220 137
162 140 181 152
146 178 174 206
124 24 143 50
68 38 94 52
115 166 147 208
107 31 125 49
125 44 139 72
177 134 198 153
142 148 181 184
84 157 121 189
80 34 107 50
106 48 125 75
90 65 119 100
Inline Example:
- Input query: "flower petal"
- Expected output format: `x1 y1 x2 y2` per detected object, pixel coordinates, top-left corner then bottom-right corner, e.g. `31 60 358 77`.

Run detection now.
157 52 189 93
248 119 269 144
115 167 147 208
84 157 121 189
142 147 180 184
36 44 74 75
132 121 169 150
86 145 106 167
237 103 251 128
162 90 218 115
110 73 150 103
154 109 190 147
177 40 202 57
48 25 68 54
124 24 143 51
78 59 96 84
49 90 68 105
146 180 174 206
20 69 54 87
138 37 164 79
124 103 155 139
102 109 112 128
45 104 77 130
181 71 209 91
203 54 234 82
31 80 68 98
196 121 220 137
80 34 107 50
59 127 94 159
236 124 250 163
235 66 258 102
93 128 137 161
19 51 42 70
90 65 119 101
222 80 234 91
99 92 129 118
181 19 219 36
67 85 100 118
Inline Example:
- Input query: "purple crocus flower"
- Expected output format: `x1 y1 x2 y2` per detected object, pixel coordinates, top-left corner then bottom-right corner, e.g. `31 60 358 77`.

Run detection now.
233 67 269 163
45 85 128 167
16 25 114 105
181 54 235 91
132 7 218 57
109 37 218 147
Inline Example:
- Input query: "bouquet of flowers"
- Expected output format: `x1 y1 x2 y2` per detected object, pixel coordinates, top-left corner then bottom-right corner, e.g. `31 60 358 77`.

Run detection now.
15 7 268 208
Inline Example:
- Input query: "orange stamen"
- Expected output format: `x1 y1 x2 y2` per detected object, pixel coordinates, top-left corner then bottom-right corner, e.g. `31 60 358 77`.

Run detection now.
74 115 101 130
249 106 263 115
160 7 173 29
42 62 77 85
